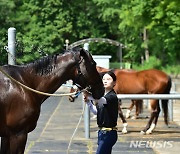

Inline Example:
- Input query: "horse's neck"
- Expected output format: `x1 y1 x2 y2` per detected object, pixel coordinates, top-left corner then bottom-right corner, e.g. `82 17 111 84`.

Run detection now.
11 52 77 99
26 68 71 95
36 75 65 93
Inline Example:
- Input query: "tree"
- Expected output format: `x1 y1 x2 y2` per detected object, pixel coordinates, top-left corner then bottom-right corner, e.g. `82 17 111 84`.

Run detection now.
93 0 180 65
0 0 179 66
0 0 15 64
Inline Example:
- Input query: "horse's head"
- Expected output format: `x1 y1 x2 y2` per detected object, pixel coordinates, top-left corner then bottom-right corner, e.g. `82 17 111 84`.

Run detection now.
73 48 104 99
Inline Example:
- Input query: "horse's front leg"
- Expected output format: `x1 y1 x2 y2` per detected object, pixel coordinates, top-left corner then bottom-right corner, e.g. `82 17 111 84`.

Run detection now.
9 133 28 154
126 100 135 119
140 100 158 135
146 102 161 134
135 100 142 118
118 102 128 134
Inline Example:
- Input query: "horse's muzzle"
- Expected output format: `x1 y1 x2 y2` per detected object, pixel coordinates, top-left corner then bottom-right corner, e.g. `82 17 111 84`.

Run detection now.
91 85 104 99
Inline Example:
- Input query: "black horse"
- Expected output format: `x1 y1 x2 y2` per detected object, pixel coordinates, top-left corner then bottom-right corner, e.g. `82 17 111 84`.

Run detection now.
0 48 104 153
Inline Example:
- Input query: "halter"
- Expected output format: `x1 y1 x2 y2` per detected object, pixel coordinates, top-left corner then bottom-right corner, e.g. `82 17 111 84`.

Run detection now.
73 57 92 94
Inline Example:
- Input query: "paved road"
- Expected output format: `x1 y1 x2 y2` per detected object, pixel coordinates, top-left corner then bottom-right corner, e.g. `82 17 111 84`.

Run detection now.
23 90 180 154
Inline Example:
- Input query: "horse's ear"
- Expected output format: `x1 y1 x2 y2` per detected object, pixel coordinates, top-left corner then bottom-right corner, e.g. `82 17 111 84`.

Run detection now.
79 48 88 58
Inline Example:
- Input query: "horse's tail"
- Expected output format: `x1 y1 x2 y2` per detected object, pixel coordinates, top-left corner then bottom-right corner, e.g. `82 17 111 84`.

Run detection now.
161 76 172 125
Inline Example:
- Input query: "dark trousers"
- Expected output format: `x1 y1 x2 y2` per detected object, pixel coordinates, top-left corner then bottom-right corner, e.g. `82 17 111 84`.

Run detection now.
96 130 117 154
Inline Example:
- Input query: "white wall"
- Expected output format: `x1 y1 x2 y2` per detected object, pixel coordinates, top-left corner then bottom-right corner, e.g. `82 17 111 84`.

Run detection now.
92 55 112 69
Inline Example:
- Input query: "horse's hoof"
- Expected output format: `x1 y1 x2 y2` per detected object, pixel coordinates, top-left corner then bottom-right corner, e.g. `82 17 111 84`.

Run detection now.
140 131 145 135
131 116 136 119
126 110 131 118
146 123 155 134
122 129 128 134
91 115 97 119
69 96 75 102
126 115 129 119
146 130 152 134
134 116 138 119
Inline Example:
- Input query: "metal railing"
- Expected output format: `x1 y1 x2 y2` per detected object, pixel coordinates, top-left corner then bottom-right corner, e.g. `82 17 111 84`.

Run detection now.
117 93 180 100
117 93 180 122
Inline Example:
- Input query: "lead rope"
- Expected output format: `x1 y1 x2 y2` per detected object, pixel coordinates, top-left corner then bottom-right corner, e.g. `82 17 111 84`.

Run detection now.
67 102 86 154
0 67 77 97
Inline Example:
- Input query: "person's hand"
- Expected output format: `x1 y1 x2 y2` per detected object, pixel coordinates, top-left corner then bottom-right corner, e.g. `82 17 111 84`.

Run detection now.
83 91 90 103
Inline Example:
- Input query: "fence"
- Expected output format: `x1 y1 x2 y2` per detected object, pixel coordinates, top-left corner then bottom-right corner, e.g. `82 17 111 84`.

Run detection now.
83 92 180 139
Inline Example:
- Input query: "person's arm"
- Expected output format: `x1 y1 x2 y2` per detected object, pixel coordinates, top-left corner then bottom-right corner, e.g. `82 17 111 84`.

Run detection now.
83 91 107 114
86 100 97 115
87 96 107 106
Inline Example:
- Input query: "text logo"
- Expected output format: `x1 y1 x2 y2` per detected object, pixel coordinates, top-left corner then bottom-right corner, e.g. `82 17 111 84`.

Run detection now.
129 140 174 149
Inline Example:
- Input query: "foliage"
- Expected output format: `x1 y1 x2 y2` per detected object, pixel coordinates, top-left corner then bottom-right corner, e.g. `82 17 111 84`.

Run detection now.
110 60 180 76
132 56 162 70
162 65 180 76
0 0 179 69
94 0 179 64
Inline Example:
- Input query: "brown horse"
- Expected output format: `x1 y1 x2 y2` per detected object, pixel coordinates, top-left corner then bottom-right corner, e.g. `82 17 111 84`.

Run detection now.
97 67 172 134
0 48 104 154
113 68 171 134
95 66 171 134
68 66 171 134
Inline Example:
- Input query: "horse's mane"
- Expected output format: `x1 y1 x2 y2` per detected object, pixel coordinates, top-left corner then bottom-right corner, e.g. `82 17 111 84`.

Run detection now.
22 49 79 76
33 54 59 75
26 51 69 76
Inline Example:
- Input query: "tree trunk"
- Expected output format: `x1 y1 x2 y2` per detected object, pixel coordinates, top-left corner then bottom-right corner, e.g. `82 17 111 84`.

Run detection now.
143 28 149 62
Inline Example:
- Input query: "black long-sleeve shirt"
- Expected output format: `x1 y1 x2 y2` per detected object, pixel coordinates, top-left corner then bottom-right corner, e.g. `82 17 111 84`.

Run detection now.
96 90 118 128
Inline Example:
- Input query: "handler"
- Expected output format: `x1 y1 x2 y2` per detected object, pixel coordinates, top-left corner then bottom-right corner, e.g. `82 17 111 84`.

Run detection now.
83 71 118 154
